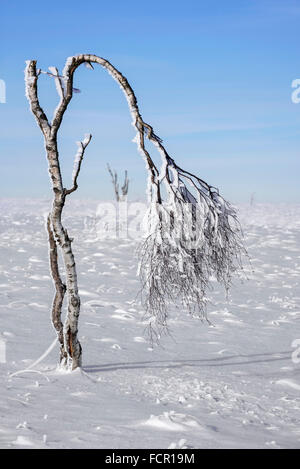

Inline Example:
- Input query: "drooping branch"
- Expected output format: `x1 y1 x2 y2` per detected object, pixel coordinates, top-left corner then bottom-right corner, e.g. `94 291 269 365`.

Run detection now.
137 137 246 332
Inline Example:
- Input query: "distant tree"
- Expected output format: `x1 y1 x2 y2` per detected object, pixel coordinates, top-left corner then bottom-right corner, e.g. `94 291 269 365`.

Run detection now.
25 54 245 370
107 163 129 202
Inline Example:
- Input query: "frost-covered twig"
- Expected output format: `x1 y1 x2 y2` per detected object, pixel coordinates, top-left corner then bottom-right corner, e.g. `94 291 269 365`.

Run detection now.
121 170 129 199
136 123 246 332
107 164 129 201
138 192 245 336
65 134 92 195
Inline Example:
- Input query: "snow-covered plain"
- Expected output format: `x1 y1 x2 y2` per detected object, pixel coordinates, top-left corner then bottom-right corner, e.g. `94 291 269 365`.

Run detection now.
0 199 300 449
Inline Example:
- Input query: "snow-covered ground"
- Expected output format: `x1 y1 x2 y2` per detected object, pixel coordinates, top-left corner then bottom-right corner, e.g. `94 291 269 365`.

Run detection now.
0 199 300 449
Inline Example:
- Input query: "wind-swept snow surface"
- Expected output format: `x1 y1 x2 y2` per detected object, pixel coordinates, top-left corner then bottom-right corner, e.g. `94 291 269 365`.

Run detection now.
0 199 299 448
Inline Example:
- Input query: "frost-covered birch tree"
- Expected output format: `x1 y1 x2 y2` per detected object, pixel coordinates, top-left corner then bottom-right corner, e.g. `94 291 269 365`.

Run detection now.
25 54 245 370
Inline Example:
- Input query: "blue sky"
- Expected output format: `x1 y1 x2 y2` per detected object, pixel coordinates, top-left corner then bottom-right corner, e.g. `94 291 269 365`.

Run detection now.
0 0 299 203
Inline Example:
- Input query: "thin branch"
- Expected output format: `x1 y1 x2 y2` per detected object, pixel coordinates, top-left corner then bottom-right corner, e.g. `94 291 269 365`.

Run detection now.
25 61 51 138
107 163 120 201
121 170 129 197
48 67 65 100
65 134 92 195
